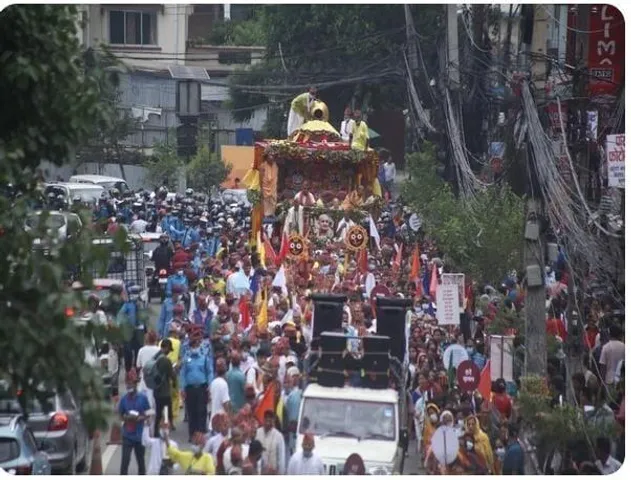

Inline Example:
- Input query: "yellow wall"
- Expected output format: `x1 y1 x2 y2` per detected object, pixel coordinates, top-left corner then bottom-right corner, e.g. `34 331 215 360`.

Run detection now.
221 145 254 188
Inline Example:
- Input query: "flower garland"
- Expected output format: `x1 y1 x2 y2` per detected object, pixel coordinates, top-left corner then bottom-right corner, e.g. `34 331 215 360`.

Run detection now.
263 141 379 166
246 188 262 206
276 201 371 225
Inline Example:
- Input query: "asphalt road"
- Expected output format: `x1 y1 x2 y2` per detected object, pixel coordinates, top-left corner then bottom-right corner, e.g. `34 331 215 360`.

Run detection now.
84 300 425 475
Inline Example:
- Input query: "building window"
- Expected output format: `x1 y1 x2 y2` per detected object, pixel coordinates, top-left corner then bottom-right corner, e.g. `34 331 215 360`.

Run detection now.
109 10 157 46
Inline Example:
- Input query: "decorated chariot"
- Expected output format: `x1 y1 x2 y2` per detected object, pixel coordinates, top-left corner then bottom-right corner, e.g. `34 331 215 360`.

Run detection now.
243 100 383 257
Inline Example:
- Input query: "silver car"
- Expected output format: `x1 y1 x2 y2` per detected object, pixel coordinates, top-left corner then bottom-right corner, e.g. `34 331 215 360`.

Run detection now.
0 384 89 474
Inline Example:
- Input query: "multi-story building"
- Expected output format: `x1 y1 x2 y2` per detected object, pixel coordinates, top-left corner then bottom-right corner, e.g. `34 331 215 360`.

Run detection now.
77 4 267 156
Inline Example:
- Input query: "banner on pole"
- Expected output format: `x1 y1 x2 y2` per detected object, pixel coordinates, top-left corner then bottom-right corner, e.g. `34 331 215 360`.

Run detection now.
437 284 460 325
606 134 625 188
441 273 465 313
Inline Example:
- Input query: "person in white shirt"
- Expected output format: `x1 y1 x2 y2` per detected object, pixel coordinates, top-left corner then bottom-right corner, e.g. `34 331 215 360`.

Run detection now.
142 419 178 475
287 433 325 475
383 156 397 197
204 412 229 461
339 107 354 142
255 410 286 474
245 348 269 396
595 436 621 474
136 331 161 409
129 215 148 234
210 358 231 424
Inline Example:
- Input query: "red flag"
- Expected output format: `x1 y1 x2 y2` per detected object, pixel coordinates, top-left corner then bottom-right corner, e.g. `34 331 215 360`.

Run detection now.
239 295 251 330
478 362 492 402
409 244 420 281
429 262 438 300
277 232 289 266
263 235 278 266
255 384 275 425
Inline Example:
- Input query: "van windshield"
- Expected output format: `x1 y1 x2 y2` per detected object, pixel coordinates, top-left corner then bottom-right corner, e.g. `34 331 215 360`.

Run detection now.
298 397 396 440
25 213 65 230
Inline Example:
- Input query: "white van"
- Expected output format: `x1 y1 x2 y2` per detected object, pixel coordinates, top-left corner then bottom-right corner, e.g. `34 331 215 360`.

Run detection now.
69 175 130 194
44 182 104 205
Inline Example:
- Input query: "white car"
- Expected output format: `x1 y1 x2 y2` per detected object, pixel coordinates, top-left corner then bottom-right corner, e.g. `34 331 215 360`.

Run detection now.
69 175 130 195
25 211 82 242
296 384 403 475
44 182 104 205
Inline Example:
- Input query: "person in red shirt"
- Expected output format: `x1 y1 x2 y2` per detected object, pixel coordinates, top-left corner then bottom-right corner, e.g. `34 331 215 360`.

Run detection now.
171 241 191 271
583 320 599 350
545 308 568 342
492 379 513 420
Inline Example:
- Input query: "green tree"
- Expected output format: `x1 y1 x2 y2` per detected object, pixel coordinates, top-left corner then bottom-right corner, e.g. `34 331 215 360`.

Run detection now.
143 141 184 190
402 141 524 284
227 5 444 125
186 146 231 195
0 5 128 433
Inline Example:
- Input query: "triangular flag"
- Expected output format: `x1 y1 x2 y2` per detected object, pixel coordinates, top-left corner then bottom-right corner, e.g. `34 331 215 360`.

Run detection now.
478 362 492 402
263 234 278 267
272 266 287 295
256 231 266 269
255 384 275 425
429 262 438 300
256 289 268 331
367 215 381 251
277 232 289 266
409 244 420 281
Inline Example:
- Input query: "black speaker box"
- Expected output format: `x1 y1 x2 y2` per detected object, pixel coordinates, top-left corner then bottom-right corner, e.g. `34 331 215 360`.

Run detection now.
317 332 348 387
376 297 412 364
311 294 347 348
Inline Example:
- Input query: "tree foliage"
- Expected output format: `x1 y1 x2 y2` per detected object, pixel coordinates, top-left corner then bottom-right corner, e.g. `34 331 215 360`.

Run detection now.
202 18 266 47
0 5 129 432
227 5 445 125
186 146 231 195
402 141 525 284
143 141 184 191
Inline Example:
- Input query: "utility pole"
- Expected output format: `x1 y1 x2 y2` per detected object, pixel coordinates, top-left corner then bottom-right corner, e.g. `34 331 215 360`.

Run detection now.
446 4 460 89
502 5 515 77
523 6 549 378
404 5 419 75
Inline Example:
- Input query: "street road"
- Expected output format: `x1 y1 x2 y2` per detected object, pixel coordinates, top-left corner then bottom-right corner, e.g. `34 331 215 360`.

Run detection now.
85 300 425 474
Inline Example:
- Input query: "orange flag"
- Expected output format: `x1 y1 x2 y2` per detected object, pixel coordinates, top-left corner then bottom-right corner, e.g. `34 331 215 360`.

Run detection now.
409 244 420 280
255 384 275 425
429 262 438 300
478 362 492 402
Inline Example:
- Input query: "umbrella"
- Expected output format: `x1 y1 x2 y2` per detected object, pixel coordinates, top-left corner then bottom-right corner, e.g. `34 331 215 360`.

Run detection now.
368 128 381 139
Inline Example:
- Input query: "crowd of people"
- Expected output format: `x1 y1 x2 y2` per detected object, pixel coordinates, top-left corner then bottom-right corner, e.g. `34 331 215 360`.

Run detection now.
74 170 625 477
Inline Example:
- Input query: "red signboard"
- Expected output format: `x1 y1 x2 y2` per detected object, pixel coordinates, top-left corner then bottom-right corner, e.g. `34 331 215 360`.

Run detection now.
546 102 568 135
456 360 481 392
588 5 625 98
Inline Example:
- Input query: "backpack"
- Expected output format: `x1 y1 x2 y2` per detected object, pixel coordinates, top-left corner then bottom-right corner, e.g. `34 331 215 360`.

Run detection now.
143 351 164 390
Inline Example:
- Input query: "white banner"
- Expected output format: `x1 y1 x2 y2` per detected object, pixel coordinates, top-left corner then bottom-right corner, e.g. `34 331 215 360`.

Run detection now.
441 273 465 312
489 335 514 382
606 134 625 188
437 284 460 325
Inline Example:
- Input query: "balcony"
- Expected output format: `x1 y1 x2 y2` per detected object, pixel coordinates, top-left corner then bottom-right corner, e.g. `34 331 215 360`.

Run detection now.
185 44 265 74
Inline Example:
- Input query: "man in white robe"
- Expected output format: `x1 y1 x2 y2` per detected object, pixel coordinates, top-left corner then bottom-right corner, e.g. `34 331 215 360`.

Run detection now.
288 87 317 137
283 199 305 236
287 433 325 475
340 107 354 142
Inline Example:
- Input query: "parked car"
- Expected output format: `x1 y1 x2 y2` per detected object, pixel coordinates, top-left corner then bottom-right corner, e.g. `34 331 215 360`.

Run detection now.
0 384 87 475
69 174 130 195
0 415 51 475
25 210 83 242
44 182 104 206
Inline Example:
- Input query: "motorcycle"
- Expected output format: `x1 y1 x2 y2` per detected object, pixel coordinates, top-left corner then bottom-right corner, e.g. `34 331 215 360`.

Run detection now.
147 268 169 302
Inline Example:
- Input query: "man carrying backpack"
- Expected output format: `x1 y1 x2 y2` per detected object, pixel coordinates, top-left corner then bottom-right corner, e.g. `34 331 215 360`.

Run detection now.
145 338 175 437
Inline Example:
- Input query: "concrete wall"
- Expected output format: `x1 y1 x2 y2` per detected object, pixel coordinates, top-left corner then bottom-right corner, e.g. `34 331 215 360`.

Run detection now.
82 4 190 70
